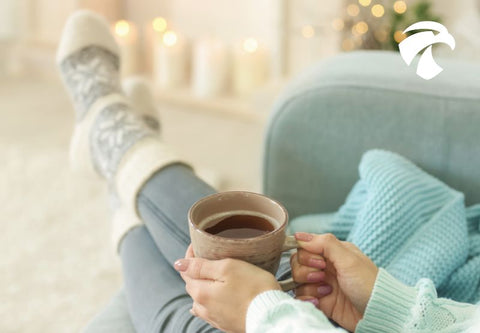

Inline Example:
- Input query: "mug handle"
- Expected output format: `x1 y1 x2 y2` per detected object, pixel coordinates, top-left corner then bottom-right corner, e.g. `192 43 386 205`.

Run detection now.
278 235 299 291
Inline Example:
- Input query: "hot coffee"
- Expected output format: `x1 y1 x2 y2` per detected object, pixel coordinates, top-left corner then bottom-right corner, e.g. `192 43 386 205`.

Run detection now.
204 214 275 239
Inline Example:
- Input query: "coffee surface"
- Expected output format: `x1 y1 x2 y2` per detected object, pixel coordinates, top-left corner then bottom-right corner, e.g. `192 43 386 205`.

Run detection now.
204 214 275 239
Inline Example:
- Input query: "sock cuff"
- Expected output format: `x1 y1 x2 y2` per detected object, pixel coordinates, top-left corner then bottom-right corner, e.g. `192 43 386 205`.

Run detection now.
69 93 130 176
111 207 143 253
115 137 188 221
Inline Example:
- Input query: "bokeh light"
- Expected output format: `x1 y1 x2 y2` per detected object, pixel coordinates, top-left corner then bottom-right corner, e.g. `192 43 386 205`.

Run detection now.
152 17 168 32
393 1 407 14
243 38 259 53
347 4 360 17
353 21 369 35
163 31 178 46
394 30 407 43
302 25 315 38
371 4 385 17
342 38 355 51
114 20 130 37
358 0 372 7
332 18 345 31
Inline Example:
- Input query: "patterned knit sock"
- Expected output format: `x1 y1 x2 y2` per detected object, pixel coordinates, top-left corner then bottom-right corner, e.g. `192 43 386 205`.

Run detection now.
57 10 184 247
122 77 161 133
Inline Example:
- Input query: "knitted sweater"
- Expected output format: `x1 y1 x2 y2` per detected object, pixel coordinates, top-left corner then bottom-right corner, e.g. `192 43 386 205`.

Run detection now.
246 150 480 332
246 269 480 332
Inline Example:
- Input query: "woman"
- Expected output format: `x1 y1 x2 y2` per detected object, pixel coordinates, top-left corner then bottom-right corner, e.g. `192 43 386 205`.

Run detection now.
57 11 479 332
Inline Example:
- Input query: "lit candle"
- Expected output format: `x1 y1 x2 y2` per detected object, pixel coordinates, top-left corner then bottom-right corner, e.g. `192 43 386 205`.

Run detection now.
232 38 269 96
113 20 140 77
154 30 189 90
192 38 229 98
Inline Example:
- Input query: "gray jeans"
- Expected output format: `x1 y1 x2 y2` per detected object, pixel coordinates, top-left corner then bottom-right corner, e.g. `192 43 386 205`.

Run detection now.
120 164 292 333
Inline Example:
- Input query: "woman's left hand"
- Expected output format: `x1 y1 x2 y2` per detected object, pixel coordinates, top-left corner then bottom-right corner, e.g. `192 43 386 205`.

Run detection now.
175 245 281 333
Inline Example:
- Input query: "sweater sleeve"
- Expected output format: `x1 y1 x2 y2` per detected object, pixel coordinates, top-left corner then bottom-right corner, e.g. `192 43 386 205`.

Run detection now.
246 290 347 333
356 268 480 333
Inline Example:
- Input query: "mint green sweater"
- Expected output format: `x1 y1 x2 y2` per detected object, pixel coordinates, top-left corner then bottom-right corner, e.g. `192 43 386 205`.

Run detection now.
246 269 480 332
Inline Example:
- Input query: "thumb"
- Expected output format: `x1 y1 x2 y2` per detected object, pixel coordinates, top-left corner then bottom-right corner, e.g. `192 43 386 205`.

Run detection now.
294 232 351 267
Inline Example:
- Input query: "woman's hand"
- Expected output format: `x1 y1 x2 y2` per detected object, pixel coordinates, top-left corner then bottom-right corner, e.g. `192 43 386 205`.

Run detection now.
175 245 281 333
291 233 379 332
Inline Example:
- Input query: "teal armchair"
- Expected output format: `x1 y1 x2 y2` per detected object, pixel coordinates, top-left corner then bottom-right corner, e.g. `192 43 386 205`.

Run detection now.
83 51 480 332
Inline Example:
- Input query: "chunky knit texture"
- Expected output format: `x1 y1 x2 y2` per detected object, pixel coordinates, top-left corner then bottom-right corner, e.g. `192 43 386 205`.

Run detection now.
290 149 480 304
248 150 480 333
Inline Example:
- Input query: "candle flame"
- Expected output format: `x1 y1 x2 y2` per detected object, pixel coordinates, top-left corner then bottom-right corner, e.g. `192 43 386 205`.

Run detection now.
115 20 131 37
153 17 167 32
163 31 178 47
243 38 258 53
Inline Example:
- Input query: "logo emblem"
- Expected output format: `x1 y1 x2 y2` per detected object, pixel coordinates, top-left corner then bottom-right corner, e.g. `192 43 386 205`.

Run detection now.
399 21 455 80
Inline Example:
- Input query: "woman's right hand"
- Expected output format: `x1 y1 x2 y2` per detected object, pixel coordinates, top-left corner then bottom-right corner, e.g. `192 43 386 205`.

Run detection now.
290 232 379 332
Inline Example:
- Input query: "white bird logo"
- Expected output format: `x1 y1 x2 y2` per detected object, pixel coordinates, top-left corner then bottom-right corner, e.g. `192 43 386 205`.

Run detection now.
399 21 455 80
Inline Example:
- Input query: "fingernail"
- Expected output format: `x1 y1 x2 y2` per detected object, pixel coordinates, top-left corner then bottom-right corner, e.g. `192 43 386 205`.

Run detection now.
174 259 189 272
295 232 313 241
308 258 326 269
307 271 325 282
304 298 319 306
317 285 332 296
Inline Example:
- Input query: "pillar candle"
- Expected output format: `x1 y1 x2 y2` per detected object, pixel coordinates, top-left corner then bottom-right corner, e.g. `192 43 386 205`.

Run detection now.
144 17 168 74
232 38 269 96
154 30 189 90
192 38 229 98
113 20 141 77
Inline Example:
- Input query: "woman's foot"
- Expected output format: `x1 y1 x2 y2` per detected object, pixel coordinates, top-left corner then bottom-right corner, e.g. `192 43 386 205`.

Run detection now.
57 10 184 248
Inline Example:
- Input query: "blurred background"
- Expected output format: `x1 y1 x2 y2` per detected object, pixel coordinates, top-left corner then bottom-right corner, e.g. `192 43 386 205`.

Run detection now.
1 0 479 332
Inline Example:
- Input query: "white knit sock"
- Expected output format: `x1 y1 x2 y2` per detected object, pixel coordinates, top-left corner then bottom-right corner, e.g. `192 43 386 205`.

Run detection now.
122 77 161 133
57 10 185 248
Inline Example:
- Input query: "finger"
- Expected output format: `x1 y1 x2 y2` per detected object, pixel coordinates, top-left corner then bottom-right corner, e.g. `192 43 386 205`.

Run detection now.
291 257 326 283
191 302 220 330
296 249 326 269
191 302 208 319
296 295 319 307
185 278 215 305
295 283 333 298
174 258 223 281
295 233 352 266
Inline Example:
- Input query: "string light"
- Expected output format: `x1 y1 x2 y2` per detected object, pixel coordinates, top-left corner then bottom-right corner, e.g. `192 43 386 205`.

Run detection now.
371 4 385 17
347 4 360 17
394 30 406 43
393 1 407 14
152 17 167 32
353 21 369 35
332 18 345 31
302 25 315 38
358 0 371 7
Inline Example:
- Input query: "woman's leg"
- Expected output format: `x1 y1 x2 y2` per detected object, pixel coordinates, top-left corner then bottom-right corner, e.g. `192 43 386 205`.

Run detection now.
57 11 291 332
137 163 215 265
120 164 292 332
120 226 220 333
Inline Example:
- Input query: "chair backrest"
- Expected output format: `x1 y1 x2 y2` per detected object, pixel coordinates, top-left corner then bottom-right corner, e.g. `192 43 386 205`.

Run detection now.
263 51 480 219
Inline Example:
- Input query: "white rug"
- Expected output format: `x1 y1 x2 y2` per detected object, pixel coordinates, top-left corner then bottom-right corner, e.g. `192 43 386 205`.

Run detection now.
0 74 263 332
0 144 122 332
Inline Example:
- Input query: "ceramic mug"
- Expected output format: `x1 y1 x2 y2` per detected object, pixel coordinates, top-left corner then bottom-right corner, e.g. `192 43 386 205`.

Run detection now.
188 191 298 291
